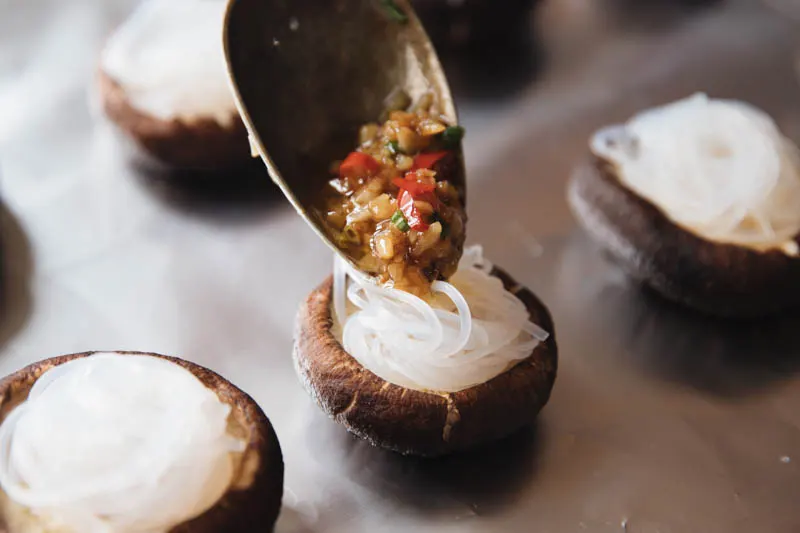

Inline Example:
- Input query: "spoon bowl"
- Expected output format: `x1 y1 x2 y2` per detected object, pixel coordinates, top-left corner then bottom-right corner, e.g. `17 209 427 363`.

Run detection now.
223 0 464 270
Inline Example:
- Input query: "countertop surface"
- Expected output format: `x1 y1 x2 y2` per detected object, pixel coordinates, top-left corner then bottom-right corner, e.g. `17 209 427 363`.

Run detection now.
1 0 799 531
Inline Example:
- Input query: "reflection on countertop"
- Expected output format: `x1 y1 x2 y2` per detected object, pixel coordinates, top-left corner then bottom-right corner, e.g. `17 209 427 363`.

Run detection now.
553 231 800 398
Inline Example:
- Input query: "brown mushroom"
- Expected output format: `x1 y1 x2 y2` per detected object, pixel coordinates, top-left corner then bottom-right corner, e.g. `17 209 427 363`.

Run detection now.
98 70 251 171
293 268 558 457
0 351 284 533
568 158 800 318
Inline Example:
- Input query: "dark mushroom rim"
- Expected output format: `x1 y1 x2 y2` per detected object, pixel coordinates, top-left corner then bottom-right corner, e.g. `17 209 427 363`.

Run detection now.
97 69 251 171
568 157 800 317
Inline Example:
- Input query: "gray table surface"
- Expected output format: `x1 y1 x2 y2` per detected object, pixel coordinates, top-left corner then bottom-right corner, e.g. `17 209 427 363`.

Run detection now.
1 0 799 531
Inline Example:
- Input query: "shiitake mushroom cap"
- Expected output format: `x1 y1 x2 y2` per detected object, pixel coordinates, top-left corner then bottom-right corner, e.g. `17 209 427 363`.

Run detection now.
0 351 284 533
293 268 558 457
568 158 800 318
98 69 251 171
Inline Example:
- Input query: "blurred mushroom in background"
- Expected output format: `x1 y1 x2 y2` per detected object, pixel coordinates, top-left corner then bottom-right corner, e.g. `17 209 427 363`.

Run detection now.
411 0 544 100
410 0 725 101
412 0 542 52
98 0 252 172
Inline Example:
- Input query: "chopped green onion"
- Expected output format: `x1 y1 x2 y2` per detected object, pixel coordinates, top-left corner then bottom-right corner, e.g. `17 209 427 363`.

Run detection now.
380 0 409 24
387 140 401 155
440 126 465 148
391 210 410 232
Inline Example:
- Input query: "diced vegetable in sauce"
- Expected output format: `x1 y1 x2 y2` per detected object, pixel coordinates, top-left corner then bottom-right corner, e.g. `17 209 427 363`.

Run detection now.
318 92 466 295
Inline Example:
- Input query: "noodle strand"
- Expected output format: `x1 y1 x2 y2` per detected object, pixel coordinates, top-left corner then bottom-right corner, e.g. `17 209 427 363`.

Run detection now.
334 246 549 392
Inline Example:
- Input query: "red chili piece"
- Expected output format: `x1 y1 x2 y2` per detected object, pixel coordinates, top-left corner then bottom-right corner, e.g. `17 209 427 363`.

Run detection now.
398 189 430 231
392 176 435 196
411 151 449 172
339 152 380 179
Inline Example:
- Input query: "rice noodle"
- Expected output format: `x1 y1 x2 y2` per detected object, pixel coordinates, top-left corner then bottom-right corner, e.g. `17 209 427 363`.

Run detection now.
334 246 550 393
591 93 800 252
0 353 244 533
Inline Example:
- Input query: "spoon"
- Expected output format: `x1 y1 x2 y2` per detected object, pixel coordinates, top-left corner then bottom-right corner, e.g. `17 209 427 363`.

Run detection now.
223 0 465 272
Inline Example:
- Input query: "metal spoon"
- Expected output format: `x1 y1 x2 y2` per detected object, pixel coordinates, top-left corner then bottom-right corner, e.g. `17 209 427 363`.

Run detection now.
223 0 465 272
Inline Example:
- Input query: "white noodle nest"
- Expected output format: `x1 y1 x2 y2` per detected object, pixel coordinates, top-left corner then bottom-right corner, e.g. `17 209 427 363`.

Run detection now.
333 246 550 393
101 0 237 125
591 93 800 252
0 353 244 533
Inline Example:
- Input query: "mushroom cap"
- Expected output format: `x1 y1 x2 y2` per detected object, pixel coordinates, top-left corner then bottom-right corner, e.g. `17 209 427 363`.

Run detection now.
98 70 251 171
293 268 558 457
568 158 800 318
0 351 284 533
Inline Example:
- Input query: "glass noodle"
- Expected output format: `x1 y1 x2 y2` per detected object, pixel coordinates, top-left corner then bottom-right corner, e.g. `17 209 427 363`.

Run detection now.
0 354 244 533
591 93 800 251
333 246 550 393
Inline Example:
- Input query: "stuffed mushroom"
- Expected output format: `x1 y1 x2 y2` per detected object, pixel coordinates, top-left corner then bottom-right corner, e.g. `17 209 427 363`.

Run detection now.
0 351 283 532
98 0 250 170
295 98 558 456
568 93 800 317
